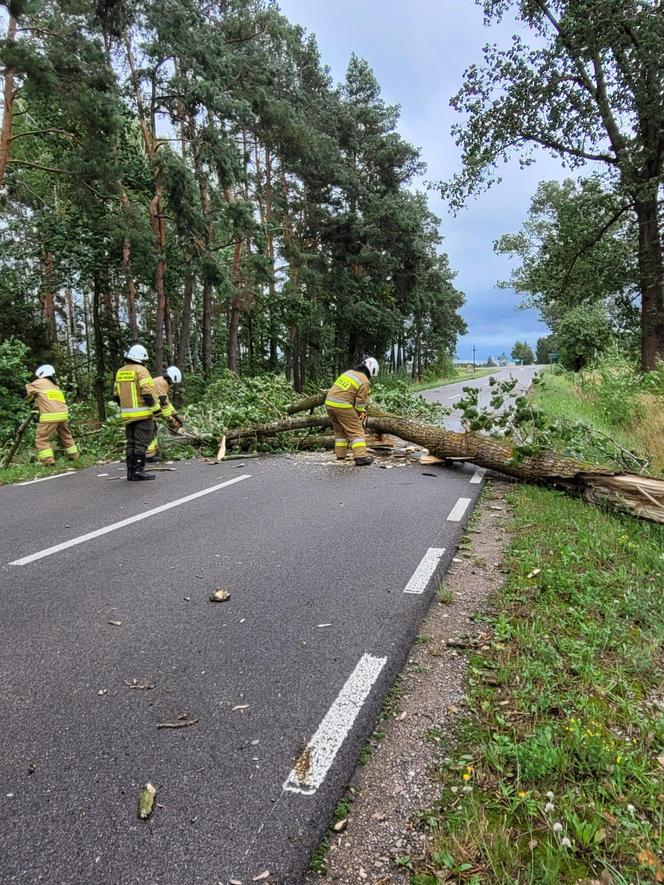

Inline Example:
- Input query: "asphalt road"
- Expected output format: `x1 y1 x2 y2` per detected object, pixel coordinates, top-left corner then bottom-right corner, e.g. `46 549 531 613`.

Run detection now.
422 365 544 430
0 451 487 884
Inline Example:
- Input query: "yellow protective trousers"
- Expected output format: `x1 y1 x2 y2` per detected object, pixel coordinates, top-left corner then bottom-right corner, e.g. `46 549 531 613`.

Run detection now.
326 406 367 460
35 421 78 463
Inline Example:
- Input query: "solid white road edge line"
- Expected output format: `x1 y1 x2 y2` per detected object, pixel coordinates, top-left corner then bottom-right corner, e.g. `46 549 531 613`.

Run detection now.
283 653 387 796
447 497 472 522
16 471 76 487
10 475 251 566
470 467 486 484
403 547 445 594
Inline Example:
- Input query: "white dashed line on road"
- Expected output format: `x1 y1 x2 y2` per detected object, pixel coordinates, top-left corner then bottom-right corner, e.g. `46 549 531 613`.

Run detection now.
447 497 472 522
403 547 446 594
10 475 251 565
16 471 76 487
448 393 462 400
470 468 486 484
283 653 387 796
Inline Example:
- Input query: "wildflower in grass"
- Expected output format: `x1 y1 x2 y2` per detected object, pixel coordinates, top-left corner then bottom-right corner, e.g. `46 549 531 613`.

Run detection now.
616 754 622 763
561 837 572 848
518 791 527 798
544 802 555 813
546 791 554 799
553 822 563 833
462 785 472 794
627 804 635 814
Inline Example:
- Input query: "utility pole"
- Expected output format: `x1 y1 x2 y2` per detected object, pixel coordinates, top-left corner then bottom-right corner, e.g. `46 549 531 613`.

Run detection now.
472 345 476 373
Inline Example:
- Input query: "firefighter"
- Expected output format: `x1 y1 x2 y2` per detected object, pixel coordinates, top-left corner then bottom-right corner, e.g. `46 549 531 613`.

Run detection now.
25 365 79 466
146 365 184 462
325 356 379 466
113 344 160 481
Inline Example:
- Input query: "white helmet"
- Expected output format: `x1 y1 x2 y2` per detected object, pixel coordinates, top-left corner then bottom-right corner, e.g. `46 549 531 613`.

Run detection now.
165 366 182 384
125 344 148 364
362 356 379 377
35 364 56 379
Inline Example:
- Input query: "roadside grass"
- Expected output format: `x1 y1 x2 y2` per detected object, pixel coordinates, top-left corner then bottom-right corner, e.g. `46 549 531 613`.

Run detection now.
0 452 106 485
411 367 497 393
532 370 664 472
411 485 664 885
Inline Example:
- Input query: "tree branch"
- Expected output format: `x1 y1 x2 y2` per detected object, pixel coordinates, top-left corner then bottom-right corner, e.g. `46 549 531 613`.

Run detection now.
519 131 617 165
558 202 631 296
9 127 76 143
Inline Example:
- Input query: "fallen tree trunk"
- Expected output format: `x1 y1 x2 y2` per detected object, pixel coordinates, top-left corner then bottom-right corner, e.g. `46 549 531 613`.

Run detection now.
223 413 664 525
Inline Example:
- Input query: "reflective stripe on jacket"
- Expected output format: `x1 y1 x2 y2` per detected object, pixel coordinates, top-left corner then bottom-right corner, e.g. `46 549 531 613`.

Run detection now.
25 378 70 423
114 363 157 423
153 376 176 417
324 369 370 413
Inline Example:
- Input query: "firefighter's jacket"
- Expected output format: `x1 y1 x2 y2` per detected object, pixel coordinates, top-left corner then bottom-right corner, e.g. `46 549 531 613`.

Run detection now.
324 369 370 414
114 362 159 424
153 376 176 418
25 378 69 423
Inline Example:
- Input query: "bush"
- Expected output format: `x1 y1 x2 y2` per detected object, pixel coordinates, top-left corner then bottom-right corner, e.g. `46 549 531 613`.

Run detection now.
0 338 31 445
578 348 645 427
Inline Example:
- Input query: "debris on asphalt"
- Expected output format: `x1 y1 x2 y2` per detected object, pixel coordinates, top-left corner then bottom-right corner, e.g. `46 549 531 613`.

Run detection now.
317 623 332 628
137 782 157 819
419 454 444 465
125 679 155 690
156 714 199 729
97 689 107 696
421 472 438 477
333 818 348 832
232 704 250 712
209 588 231 603
108 620 122 626
252 872 271 882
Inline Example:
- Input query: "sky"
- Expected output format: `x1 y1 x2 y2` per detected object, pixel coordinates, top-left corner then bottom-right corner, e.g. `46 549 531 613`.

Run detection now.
277 0 569 362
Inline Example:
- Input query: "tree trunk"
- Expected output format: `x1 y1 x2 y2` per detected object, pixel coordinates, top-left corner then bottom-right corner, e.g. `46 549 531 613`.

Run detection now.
41 253 57 344
0 13 17 190
177 264 194 370
202 277 212 379
635 196 664 370
221 411 664 524
92 278 107 421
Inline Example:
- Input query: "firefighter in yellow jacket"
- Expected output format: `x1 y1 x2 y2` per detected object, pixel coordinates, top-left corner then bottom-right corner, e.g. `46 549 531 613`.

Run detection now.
113 344 161 481
25 365 79 466
325 356 379 465
146 366 183 463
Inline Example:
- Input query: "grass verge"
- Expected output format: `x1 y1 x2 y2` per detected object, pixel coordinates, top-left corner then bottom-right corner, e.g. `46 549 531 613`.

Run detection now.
411 367 497 392
412 484 664 884
532 370 664 472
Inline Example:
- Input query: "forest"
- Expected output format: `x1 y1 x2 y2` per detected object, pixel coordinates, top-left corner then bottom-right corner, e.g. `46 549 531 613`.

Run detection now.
0 0 467 428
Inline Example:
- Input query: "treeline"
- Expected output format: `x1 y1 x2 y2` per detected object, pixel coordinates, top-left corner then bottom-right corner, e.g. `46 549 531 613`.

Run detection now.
0 0 466 416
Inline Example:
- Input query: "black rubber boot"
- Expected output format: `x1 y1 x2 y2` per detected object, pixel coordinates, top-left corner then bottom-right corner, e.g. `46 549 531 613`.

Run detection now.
129 454 156 481
126 455 133 480
354 456 374 466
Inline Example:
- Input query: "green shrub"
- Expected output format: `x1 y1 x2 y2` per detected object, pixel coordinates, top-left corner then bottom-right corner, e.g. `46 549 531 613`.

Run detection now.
578 348 644 427
0 338 31 445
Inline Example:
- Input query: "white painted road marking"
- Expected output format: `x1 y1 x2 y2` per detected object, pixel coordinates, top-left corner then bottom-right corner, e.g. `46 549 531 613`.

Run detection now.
470 468 486 484
447 497 472 522
16 471 76 487
404 547 446 594
10 475 251 566
448 393 462 401
283 653 387 795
